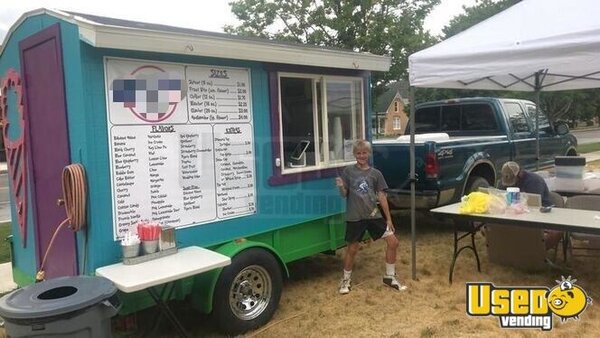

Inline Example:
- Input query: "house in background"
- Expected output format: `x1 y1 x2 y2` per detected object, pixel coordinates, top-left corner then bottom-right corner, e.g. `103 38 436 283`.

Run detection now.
373 81 409 137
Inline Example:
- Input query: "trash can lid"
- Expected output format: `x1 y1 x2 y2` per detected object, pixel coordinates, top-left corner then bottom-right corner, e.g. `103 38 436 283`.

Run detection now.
0 276 118 320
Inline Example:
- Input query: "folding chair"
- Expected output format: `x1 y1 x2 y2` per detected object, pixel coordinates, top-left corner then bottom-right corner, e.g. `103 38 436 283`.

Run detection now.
565 195 600 258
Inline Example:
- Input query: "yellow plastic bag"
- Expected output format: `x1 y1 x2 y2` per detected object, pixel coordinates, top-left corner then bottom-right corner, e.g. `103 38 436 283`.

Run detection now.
459 191 491 214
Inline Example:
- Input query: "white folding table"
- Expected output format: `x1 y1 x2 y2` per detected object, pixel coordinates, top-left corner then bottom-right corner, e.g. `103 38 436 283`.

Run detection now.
430 203 600 283
96 246 231 337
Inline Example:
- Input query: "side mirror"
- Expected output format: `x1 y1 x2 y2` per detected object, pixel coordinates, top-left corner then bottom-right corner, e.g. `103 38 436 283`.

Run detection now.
554 121 569 135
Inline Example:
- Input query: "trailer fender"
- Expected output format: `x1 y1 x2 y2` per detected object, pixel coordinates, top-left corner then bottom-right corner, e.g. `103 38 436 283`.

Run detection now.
191 240 288 314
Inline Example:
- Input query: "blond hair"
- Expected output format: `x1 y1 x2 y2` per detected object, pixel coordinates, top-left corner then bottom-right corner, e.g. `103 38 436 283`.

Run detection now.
352 139 372 154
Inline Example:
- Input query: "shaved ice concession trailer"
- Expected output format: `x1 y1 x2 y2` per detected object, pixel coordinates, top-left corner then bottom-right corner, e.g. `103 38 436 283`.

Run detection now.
0 8 390 334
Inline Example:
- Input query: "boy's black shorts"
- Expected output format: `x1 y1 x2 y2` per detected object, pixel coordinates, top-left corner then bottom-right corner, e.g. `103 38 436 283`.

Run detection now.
345 218 387 243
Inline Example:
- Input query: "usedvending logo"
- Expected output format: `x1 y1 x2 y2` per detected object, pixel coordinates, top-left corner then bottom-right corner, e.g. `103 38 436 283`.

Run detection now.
466 276 592 330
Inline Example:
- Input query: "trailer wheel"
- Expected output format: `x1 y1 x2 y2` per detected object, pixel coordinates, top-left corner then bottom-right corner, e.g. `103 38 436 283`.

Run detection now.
465 175 489 194
213 248 282 334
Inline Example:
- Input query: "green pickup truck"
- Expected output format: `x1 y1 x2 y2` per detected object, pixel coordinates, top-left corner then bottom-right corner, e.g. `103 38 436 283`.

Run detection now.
372 97 577 209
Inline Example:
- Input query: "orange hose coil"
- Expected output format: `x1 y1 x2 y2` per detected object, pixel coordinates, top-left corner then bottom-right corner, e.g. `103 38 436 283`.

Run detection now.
62 163 87 231
37 164 87 280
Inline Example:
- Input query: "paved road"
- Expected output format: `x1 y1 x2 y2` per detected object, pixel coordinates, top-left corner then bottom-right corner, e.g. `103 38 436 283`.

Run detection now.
572 128 600 145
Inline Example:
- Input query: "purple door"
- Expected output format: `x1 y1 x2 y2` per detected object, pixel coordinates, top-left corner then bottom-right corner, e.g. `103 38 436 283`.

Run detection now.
20 24 76 278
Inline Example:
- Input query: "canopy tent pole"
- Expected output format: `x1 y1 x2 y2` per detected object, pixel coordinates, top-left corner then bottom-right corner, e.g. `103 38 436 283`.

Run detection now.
409 86 417 280
534 71 542 171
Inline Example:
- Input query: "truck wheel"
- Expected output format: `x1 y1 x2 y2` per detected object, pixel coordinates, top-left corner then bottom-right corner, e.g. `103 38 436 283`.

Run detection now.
213 248 283 334
465 176 489 194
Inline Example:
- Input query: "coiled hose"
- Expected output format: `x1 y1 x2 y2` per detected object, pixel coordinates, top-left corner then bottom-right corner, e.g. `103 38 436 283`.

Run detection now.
36 164 87 281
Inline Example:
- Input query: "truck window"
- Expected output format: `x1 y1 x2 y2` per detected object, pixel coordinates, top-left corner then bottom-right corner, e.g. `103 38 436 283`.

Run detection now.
440 105 460 131
525 104 550 130
415 106 440 133
461 104 498 131
504 102 530 133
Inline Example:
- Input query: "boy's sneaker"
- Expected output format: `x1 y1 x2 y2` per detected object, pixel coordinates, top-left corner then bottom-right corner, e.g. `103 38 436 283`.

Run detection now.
383 274 408 291
339 278 351 294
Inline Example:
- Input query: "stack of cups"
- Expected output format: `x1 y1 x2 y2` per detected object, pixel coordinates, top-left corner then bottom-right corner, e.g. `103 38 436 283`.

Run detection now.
506 187 521 205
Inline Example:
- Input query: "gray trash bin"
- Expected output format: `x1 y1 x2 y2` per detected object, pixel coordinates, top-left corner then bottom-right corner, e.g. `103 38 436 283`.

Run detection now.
0 275 121 337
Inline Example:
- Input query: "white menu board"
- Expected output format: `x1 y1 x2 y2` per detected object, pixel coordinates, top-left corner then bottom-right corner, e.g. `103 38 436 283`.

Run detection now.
105 58 256 239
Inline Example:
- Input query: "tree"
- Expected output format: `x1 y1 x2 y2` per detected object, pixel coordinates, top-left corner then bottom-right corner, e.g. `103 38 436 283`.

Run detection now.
225 0 441 93
442 0 521 39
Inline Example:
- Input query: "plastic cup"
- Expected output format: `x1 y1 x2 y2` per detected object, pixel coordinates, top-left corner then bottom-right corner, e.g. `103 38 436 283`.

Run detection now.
121 243 140 258
142 240 159 254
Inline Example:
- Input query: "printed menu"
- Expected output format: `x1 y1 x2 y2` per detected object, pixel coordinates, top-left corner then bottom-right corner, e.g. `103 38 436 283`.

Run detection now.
106 59 256 239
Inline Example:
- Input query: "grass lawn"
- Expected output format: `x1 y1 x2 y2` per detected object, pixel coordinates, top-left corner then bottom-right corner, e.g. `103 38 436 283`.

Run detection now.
0 222 10 263
577 141 600 154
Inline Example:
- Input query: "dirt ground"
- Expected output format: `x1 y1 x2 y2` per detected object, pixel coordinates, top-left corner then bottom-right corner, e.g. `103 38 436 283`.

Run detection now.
2 210 600 338
104 212 600 338
2 171 600 338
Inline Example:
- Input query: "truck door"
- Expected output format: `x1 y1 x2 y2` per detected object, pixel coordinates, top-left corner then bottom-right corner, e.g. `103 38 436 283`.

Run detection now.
525 103 558 167
503 101 537 170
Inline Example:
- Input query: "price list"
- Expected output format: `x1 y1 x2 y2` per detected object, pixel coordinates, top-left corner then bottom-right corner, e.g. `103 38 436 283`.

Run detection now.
106 60 257 240
187 66 251 123
214 124 256 218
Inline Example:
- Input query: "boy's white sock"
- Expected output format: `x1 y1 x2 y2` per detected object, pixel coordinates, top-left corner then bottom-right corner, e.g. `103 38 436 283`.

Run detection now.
385 263 395 276
343 269 352 280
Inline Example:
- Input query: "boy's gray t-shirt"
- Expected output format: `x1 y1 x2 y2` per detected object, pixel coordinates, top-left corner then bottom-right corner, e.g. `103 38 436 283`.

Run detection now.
341 165 388 221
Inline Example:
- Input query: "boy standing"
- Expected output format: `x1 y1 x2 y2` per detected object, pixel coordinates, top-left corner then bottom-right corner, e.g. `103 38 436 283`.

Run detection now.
335 140 407 294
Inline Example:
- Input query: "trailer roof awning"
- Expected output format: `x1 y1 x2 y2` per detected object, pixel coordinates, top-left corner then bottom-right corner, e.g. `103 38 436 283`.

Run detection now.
1 8 391 72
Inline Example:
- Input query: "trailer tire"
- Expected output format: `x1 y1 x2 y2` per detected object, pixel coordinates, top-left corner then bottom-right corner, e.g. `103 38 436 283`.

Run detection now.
213 248 282 335
465 175 489 195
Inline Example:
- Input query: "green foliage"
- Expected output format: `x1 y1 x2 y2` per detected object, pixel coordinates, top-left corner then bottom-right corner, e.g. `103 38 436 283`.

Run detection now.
225 0 441 94
442 0 521 39
0 222 10 263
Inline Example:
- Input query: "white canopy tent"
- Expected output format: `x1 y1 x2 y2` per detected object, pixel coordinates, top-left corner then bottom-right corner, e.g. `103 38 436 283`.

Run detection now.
405 0 600 279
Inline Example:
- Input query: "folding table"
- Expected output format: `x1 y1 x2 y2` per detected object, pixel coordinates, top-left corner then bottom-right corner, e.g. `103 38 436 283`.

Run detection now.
96 246 231 337
431 202 600 283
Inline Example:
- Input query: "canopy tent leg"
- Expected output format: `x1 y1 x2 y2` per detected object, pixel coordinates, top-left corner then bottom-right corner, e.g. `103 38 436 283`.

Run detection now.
534 71 542 171
409 86 417 280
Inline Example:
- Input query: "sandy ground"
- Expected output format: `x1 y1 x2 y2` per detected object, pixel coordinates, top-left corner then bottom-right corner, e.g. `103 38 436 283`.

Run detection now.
101 212 600 338
3 162 600 338
2 213 598 338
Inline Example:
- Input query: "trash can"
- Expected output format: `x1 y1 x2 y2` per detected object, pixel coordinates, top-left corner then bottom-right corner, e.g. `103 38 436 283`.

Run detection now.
0 275 121 337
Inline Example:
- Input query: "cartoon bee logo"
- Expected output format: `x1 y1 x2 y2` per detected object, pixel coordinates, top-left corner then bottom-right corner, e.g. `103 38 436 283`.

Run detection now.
547 276 592 321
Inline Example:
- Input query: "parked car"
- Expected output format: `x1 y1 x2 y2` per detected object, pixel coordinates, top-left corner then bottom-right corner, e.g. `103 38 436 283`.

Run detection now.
372 97 577 209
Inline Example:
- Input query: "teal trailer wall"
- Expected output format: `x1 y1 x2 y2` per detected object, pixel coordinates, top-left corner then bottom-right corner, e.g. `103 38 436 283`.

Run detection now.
2 13 376 283
75 47 348 273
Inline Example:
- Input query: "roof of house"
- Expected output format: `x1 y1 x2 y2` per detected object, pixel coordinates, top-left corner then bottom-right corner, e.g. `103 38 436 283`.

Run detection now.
374 81 409 112
1 8 391 72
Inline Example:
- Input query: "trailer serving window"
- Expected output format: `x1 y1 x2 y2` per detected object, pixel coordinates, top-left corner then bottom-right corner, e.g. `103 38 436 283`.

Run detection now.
275 73 364 177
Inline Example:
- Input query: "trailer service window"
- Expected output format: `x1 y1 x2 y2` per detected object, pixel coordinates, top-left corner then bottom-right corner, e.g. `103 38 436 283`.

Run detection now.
278 74 364 173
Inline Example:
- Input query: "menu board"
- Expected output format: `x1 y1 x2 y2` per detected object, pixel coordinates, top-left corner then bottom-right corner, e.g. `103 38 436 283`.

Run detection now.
105 58 256 239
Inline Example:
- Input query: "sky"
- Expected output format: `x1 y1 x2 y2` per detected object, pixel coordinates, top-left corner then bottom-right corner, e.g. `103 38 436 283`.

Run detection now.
0 0 477 44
